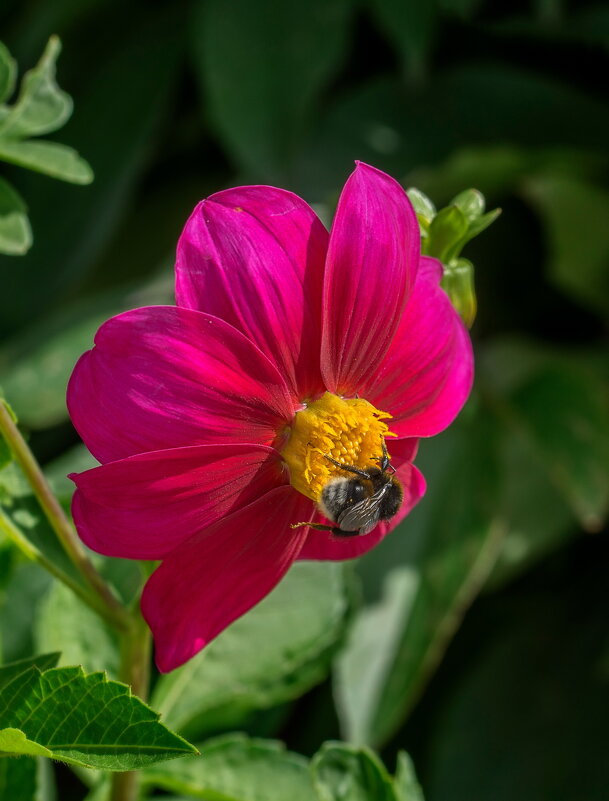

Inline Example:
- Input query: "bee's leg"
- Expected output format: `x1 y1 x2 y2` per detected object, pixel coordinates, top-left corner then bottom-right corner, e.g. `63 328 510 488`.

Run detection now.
290 521 336 533
324 454 371 479
379 438 396 473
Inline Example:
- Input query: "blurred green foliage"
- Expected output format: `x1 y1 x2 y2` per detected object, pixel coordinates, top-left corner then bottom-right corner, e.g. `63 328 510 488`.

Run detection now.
0 36 92 255
0 0 608 799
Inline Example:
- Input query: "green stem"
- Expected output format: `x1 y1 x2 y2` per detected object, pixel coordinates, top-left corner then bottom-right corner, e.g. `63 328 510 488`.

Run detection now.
110 609 152 801
0 509 118 625
0 400 129 632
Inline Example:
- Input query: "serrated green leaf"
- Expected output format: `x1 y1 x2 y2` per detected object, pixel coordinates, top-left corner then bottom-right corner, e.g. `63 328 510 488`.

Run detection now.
0 42 17 105
0 140 93 184
393 752 425 801
144 734 317 801
311 741 396 801
195 0 352 179
0 665 197 770
0 36 71 140
35 581 119 677
152 562 349 739
0 176 31 255
0 653 60 691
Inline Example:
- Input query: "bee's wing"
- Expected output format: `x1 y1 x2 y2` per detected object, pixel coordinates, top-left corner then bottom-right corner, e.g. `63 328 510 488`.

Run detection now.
336 487 388 536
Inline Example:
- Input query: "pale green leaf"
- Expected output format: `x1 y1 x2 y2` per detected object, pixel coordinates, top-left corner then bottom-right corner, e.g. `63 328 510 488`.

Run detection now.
35 581 119 677
0 139 93 184
393 752 425 801
0 177 31 255
152 562 349 739
0 728 53 757
0 664 197 770
144 734 317 801
335 569 420 745
311 741 396 801
0 563 53 663
0 209 32 255
337 412 504 746
0 653 60 692
0 36 71 139
0 18 182 336
0 176 26 215
0 42 17 105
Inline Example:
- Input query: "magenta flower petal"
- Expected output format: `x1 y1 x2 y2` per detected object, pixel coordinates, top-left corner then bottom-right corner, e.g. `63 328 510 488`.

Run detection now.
175 186 329 399
361 256 474 438
67 307 297 464
70 444 284 560
298 461 426 561
142 486 314 672
320 162 420 395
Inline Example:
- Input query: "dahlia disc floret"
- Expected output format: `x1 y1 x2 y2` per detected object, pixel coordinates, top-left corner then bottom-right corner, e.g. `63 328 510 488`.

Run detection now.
67 162 473 672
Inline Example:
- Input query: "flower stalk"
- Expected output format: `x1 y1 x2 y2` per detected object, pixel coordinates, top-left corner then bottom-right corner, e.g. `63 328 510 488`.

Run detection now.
110 609 152 801
0 507 116 624
0 399 129 632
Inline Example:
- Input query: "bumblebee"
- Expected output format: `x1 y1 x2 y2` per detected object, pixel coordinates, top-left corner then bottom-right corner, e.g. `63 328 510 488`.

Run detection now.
307 441 403 537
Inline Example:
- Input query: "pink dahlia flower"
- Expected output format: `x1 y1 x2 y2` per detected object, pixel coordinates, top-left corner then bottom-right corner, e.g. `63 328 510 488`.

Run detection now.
67 162 473 672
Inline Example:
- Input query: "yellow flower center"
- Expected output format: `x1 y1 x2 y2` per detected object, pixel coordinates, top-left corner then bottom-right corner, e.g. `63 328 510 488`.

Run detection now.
281 391 396 502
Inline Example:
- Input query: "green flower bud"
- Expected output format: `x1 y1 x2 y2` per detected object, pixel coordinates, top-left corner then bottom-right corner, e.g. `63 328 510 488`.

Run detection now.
441 257 477 329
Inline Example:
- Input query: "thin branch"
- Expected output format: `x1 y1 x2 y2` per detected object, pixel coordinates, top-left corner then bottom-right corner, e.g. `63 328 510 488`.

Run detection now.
0 400 129 632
